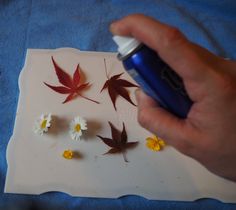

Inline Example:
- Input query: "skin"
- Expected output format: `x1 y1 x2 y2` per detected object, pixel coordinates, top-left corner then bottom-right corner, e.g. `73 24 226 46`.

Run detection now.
110 14 236 181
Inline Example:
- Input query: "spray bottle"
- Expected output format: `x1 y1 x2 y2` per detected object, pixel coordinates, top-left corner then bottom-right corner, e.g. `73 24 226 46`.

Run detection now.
113 35 192 118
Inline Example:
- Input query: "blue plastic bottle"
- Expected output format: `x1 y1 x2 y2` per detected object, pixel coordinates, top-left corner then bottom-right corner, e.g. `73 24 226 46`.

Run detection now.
113 36 192 118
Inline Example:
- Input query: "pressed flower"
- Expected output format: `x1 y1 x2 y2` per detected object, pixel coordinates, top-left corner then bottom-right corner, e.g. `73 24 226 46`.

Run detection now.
33 113 52 135
146 135 166 152
69 116 87 140
63 150 74 159
158 139 166 147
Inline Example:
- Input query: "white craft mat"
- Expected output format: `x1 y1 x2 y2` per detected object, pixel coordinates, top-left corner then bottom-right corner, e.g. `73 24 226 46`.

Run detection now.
5 48 236 202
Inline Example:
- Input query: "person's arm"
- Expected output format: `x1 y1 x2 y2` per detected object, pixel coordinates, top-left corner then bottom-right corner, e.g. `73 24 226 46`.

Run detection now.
110 14 236 181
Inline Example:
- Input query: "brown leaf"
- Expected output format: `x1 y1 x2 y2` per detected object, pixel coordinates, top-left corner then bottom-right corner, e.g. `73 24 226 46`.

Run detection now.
108 122 121 144
73 64 80 87
110 73 124 81
51 56 73 88
97 122 139 162
77 82 90 91
44 57 99 104
125 142 139 149
96 135 118 148
108 85 118 110
44 83 71 94
120 123 127 146
100 59 137 111
103 148 121 155
116 79 139 88
100 80 109 93
62 93 75 104
114 86 136 107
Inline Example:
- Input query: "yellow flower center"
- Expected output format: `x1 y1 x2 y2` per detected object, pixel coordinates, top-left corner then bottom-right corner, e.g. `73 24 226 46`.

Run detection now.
63 150 73 159
75 124 81 132
40 119 47 129
152 141 161 151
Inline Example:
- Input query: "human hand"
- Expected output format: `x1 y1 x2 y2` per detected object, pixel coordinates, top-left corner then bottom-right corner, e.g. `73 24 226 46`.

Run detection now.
110 14 236 181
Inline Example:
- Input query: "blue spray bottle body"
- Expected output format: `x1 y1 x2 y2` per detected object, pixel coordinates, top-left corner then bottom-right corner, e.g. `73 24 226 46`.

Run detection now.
113 36 192 118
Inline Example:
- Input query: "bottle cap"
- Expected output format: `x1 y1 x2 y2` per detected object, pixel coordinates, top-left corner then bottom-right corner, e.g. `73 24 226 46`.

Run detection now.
113 35 141 56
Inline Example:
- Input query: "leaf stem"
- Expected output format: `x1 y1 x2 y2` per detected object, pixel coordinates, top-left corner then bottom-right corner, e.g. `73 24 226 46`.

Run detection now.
122 151 129 163
77 93 100 104
104 58 109 79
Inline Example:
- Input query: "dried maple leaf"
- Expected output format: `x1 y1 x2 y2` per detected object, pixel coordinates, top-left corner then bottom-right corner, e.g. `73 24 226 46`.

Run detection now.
97 122 138 162
100 59 138 110
44 57 99 104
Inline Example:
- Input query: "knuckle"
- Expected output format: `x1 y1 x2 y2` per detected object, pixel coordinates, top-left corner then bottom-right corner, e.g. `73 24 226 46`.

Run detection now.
125 13 148 23
212 72 236 98
219 75 234 92
162 27 185 48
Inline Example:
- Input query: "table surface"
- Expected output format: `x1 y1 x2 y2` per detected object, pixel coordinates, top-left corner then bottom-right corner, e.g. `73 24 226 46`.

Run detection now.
0 1 236 209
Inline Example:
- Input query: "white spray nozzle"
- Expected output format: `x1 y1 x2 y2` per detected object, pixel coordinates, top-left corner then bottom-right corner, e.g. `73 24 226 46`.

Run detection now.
113 35 141 56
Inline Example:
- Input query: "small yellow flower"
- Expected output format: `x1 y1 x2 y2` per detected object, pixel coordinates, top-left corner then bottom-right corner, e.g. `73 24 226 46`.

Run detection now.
33 113 52 135
146 135 166 152
63 150 74 159
158 139 166 147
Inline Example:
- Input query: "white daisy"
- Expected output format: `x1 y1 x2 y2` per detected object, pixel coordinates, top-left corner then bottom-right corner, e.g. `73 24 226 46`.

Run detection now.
69 116 87 140
33 113 52 135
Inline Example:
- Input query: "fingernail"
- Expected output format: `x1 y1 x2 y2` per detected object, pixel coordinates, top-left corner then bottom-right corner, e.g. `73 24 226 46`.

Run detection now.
109 20 119 34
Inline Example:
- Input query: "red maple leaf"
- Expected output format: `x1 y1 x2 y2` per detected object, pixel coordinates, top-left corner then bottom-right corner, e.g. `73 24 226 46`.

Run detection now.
97 122 139 162
100 59 138 110
44 57 99 104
